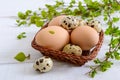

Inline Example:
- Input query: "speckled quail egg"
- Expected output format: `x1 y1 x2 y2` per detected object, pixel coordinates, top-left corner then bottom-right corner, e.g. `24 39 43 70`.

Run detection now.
79 19 87 26
60 16 81 30
33 56 53 73
87 20 102 33
62 44 82 56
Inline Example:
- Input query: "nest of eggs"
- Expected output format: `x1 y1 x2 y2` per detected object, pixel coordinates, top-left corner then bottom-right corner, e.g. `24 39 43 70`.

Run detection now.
32 15 104 66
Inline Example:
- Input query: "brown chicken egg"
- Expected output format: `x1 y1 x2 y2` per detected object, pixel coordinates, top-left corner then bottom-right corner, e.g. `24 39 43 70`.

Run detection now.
71 26 99 50
35 26 70 50
48 15 66 26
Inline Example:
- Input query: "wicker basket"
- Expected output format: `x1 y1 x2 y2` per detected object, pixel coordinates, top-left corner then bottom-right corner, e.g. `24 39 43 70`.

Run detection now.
31 23 104 66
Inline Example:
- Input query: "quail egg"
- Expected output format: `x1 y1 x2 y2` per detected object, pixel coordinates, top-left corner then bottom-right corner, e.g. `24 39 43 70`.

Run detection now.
87 20 102 33
62 44 82 56
33 56 53 73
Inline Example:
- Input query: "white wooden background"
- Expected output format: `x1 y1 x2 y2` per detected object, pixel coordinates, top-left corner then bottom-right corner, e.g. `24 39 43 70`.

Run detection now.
0 0 120 80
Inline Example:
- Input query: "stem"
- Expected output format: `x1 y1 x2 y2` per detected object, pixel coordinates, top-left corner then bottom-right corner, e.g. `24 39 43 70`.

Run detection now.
115 0 120 4
88 66 100 74
26 54 30 60
88 1 120 77
112 43 120 52
105 3 113 60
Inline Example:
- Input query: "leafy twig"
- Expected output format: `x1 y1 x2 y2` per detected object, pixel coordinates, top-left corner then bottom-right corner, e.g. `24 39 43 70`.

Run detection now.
88 0 120 77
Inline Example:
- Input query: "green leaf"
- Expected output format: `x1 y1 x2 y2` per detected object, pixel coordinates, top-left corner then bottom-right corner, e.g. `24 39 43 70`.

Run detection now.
16 20 20 23
25 10 32 16
103 0 109 4
18 12 27 19
106 52 114 59
105 25 119 36
17 32 26 39
62 8 73 15
111 27 120 37
111 1 120 11
18 21 27 26
113 29 120 37
14 52 26 62
94 58 101 64
55 0 64 7
14 52 30 62
41 10 47 18
35 20 44 27
112 17 120 22
105 52 110 57
84 0 92 5
73 9 80 15
70 0 76 4
114 51 120 60
104 15 108 21
69 0 76 7
78 2 86 13
30 16 40 24
111 38 119 48
33 12 37 16
105 26 112 35
90 70 97 78
100 61 113 72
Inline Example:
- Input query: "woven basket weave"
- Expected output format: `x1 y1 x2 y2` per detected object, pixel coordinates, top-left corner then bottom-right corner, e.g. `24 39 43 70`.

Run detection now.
32 23 104 66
